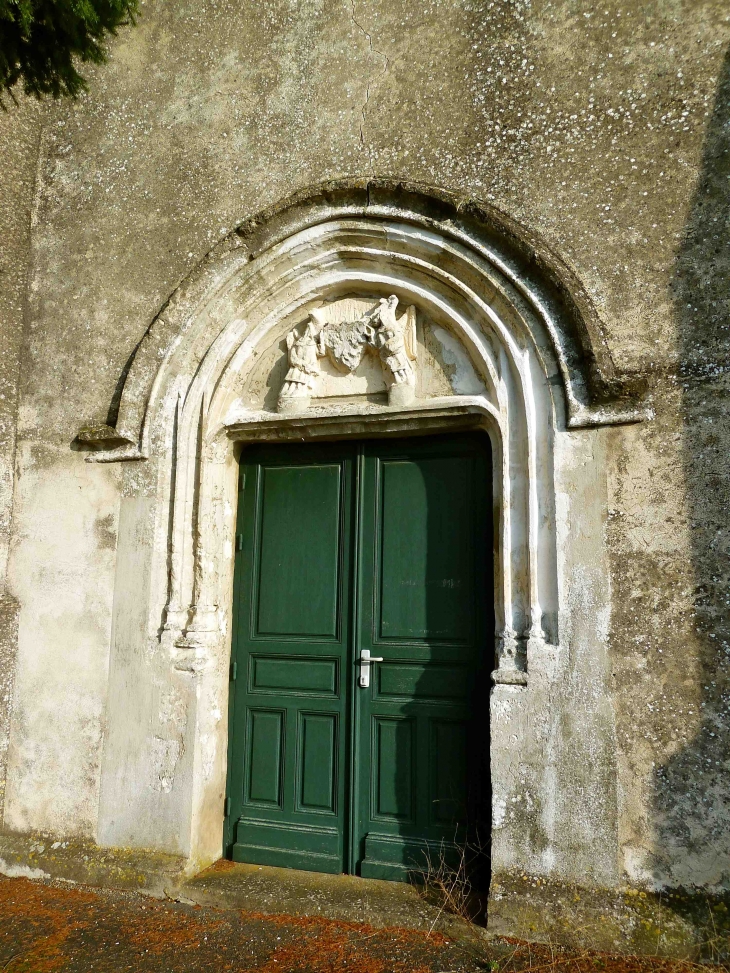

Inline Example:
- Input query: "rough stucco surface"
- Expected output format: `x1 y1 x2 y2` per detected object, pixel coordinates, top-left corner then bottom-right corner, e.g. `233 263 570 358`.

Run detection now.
0 98 41 816
0 0 729 905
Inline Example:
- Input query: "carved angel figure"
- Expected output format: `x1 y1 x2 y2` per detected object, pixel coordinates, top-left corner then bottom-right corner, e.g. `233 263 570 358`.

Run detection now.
277 322 323 411
373 295 416 388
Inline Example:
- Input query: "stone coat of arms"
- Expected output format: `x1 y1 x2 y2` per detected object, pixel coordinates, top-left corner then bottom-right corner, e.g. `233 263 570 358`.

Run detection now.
278 295 417 414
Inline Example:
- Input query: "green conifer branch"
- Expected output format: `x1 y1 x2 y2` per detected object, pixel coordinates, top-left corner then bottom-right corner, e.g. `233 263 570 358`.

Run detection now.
0 0 139 100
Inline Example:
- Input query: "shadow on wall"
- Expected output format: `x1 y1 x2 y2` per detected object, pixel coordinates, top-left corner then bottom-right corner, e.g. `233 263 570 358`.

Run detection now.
656 44 730 894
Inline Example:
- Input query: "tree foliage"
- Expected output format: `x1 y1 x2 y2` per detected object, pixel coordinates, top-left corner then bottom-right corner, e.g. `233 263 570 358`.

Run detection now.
0 0 138 100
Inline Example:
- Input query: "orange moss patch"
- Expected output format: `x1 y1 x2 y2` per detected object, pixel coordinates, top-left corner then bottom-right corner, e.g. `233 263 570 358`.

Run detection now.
207 858 240 873
239 912 454 973
116 905 226 956
0 877 101 972
242 909 450 944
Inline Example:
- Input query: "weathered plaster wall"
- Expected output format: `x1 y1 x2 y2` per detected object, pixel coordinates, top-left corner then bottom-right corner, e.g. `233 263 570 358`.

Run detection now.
607 44 730 891
2 444 119 836
0 97 41 818
0 0 728 895
491 427 619 886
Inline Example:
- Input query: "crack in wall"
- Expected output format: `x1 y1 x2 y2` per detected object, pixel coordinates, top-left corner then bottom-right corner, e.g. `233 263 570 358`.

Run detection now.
350 0 390 146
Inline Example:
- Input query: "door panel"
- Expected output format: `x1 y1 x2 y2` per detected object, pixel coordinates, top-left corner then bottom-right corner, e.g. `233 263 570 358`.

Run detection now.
250 656 339 696
356 437 491 881
225 434 491 881
375 663 470 700
256 463 343 638
298 713 338 813
225 444 354 873
246 710 284 807
430 719 469 825
378 455 476 642
372 717 415 821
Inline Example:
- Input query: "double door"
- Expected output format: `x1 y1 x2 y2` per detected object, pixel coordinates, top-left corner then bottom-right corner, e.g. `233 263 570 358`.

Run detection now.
224 434 492 880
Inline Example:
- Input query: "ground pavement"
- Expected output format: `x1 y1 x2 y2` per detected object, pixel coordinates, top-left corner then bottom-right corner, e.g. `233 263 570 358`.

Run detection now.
0 874 726 973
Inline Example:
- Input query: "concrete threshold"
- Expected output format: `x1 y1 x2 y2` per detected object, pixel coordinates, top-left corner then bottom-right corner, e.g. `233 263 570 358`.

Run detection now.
175 859 483 943
0 833 482 943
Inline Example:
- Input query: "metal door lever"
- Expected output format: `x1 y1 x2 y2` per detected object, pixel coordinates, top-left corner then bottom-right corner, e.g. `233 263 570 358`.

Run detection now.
358 648 384 688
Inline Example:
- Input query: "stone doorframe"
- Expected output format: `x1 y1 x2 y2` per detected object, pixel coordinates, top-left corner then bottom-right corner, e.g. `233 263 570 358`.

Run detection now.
80 181 647 865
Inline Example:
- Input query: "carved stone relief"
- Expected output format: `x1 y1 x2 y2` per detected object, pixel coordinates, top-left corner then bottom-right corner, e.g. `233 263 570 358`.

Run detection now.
277 295 417 414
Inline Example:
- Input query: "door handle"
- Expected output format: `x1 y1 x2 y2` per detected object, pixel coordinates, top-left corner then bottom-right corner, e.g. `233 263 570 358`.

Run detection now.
358 648 384 688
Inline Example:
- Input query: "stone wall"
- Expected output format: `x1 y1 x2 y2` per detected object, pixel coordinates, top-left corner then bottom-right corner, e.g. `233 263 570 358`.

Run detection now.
0 0 728 919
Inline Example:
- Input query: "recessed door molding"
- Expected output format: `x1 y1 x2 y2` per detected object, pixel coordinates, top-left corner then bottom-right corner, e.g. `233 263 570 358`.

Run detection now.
89 182 647 870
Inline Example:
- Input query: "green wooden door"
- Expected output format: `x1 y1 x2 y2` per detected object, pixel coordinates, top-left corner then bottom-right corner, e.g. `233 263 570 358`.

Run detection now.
225 435 492 878
223 443 355 873
354 438 491 880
